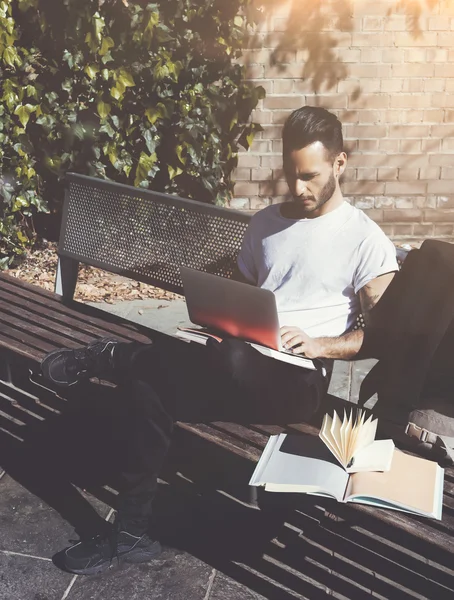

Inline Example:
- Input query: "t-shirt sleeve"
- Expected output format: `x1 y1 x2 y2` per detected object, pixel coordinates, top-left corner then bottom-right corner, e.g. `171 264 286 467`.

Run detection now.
353 230 399 294
237 225 257 284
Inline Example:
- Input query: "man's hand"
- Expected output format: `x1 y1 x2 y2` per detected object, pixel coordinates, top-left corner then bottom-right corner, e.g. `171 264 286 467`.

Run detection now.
280 326 322 358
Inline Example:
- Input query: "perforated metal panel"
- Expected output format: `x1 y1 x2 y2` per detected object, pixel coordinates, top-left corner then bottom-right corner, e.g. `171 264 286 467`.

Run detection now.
59 174 251 294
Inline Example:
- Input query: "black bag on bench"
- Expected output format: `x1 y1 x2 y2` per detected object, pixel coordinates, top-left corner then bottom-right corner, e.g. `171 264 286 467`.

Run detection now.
358 239 454 463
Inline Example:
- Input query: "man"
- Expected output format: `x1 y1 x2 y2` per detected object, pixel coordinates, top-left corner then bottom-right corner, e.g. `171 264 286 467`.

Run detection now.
40 106 398 574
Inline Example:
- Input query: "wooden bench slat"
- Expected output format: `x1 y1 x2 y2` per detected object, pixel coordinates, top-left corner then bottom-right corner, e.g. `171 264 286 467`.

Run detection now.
0 274 152 343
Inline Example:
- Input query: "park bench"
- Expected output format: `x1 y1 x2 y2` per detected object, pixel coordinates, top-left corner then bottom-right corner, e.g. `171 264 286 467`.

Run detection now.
0 172 453 596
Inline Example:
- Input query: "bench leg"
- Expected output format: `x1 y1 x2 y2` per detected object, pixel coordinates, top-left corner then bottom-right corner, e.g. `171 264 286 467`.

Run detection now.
55 256 79 300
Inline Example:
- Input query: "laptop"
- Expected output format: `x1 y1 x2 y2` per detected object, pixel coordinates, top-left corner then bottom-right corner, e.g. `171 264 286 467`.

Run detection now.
179 266 282 351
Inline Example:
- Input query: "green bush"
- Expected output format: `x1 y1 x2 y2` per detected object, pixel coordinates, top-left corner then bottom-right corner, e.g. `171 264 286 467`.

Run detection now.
0 0 264 267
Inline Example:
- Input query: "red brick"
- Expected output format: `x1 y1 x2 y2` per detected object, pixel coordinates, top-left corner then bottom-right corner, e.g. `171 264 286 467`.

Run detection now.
341 168 356 182
401 110 424 124
427 180 454 193
378 168 398 181
383 208 422 222
260 126 283 140
431 124 454 138
434 224 454 236
390 94 432 109
234 181 259 196
237 152 261 168
250 197 271 210
382 49 405 63
362 16 384 31
261 154 282 169
416 196 437 208
351 33 393 46
356 168 377 181
422 139 442 153
251 168 272 180
264 63 304 79
348 64 391 78
404 48 426 62
444 109 454 121
271 110 295 125
263 95 305 110
362 208 384 222
356 79 382 93
250 110 272 125
379 139 400 152
393 64 434 78
426 48 449 62
419 167 440 179
273 80 294 94
437 196 454 208
402 80 424 93
343 181 385 194
361 48 381 62
379 224 394 236
442 137 454 150
397 168 419 181
243 49 273 64
350 94 389 109
399 139 422 153
424 209 454 222
414 223 434 236
347 153 384 167
250 140 272 153
393 224 414 236
259 180 288 195
437 32 454 47
385 182 427 194
395 32 437 46
244 64 265 79
357 139 380 151
429 154 454 166
395 197 416 209
235 168 251 181
272 169 285 181
388 125 430 138
384 16 407 31
304 94 348 109
424 109 445 123
345 125 387 139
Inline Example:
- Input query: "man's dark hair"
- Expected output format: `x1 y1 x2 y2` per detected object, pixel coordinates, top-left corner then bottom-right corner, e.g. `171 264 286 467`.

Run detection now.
282 106 343 160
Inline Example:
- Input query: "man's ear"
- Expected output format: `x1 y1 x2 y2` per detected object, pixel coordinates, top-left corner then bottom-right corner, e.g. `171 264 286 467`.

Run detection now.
334 152 347 178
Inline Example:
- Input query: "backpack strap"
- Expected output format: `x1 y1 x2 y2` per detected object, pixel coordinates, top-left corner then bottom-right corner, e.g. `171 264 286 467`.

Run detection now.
406 422 454 461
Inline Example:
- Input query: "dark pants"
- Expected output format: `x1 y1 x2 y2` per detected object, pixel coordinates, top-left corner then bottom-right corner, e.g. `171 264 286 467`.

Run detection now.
110 335 332 535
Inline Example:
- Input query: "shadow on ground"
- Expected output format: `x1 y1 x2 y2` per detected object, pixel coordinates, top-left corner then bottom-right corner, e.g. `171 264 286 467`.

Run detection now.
0 372 453 598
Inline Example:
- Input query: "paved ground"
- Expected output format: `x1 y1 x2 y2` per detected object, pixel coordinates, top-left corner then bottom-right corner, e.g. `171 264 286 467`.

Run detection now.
0 298 375 600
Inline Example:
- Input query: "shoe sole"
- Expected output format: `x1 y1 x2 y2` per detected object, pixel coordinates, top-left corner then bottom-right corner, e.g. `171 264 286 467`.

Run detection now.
66 541 162 576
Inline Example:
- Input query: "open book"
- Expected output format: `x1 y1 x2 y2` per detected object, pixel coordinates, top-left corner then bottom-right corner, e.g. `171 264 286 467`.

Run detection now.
250 433 444 520
175 326 316 370
320 409 394 473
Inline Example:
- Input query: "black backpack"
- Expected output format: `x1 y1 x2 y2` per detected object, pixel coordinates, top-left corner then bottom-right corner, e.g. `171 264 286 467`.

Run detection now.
358 239 454 464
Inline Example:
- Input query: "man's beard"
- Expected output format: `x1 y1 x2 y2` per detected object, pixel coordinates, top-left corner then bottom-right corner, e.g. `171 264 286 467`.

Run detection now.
284 173 337 218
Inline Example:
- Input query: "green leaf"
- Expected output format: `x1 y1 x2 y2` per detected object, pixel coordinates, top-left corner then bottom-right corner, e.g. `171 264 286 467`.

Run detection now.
84 64 99 79
3 46 20 68
99 36 114 57
117 68 135 88
14 104 35 128
97 100 111 119
168 165 183 180
134 151 158 187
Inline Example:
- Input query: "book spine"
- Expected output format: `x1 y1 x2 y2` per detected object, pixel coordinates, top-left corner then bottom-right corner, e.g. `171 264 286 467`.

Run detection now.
249 434 282 486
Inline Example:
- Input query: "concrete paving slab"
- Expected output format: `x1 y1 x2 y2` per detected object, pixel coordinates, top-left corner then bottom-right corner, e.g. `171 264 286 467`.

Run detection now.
209 571 267 600
89 298 191 336
0 473 111 559
0 553 73 600
67 548 213 600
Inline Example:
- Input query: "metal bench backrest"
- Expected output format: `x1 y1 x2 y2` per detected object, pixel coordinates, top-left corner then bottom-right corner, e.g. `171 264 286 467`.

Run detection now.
58 173 251 296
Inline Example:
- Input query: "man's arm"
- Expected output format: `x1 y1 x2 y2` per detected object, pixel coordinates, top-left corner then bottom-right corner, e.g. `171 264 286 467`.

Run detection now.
280 271 395 360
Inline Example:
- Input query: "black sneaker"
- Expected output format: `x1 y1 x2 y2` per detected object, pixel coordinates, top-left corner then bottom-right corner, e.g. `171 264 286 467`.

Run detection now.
62 530 161 575
41 338 118 387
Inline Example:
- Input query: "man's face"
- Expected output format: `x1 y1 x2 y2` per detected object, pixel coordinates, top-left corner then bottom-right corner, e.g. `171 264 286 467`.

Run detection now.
283 141 340 218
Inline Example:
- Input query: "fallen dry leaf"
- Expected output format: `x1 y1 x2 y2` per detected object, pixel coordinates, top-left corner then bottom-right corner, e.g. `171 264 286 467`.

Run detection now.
10 240 184 304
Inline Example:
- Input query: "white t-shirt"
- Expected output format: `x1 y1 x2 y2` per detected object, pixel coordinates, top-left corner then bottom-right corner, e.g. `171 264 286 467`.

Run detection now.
237 201 398 338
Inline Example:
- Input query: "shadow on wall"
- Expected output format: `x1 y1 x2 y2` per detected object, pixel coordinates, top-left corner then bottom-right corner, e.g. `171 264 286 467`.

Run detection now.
247 0 438 94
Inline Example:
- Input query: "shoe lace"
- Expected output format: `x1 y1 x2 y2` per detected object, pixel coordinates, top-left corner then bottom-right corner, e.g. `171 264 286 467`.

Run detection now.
73 342 113 377
69 530 119 564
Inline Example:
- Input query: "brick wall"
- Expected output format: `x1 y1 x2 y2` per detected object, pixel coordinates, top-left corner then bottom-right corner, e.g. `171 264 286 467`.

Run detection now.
232 0 454 241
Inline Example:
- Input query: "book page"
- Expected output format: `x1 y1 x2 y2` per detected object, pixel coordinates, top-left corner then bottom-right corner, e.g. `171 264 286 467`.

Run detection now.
345 449 442 517
250 434 349 501
346 439 394 473
319 413 343 464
